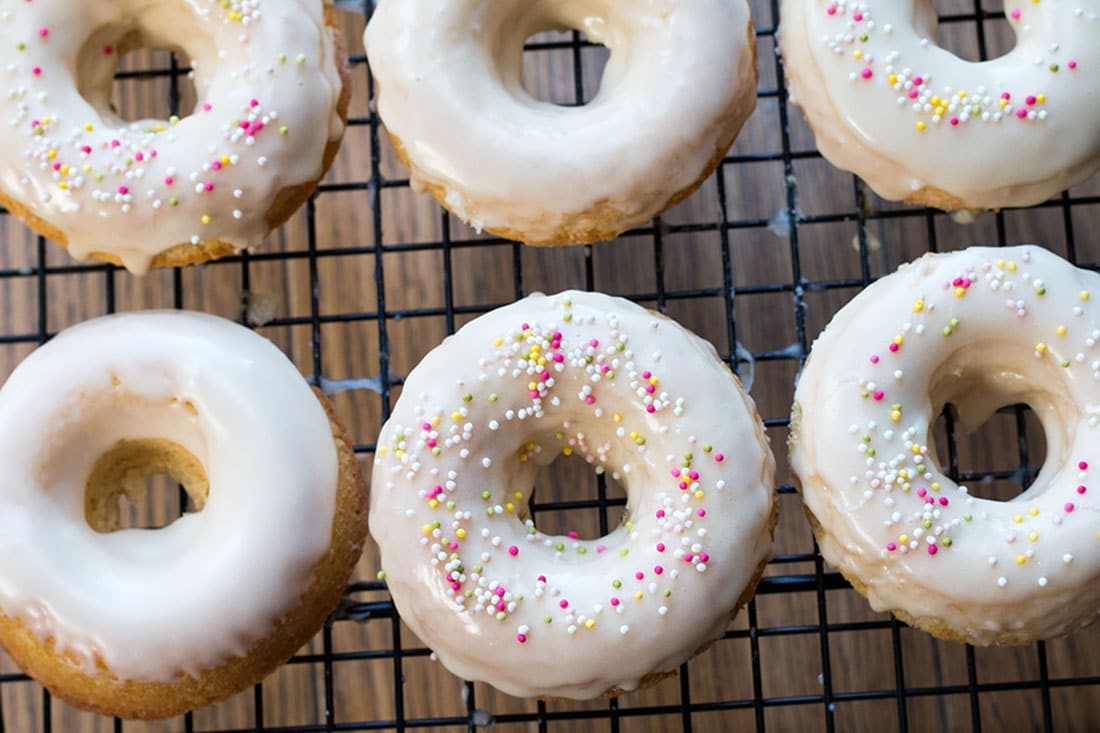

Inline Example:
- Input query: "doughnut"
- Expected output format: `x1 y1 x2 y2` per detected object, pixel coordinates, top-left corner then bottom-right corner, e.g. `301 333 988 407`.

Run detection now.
778 0 1100 210
371 291 776 698
365 0 758 245
0 312 367 719
791 245 1100 645
0 1 350 274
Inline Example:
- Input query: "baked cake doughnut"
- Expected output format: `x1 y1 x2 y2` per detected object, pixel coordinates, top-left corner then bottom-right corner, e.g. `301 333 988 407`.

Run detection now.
791 246 1100 645
779 0 1100 210
365 0 758 245
0 0 350 274
0 312 367 719
371 291 776 699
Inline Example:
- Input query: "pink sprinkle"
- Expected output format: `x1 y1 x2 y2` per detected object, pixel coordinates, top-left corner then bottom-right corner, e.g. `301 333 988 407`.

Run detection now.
1010 7 1021 18
1002 92 1011 100
1069 60 1077 70
917 488 927 497
1064 502 1075 513
537 575 546 583
111 139 120 148
684 553 694 563
826 5 837 14
700 553 710 563
528 390 539 399
870 355 880 364
425 438 437 448
1016 108 1028 119
679 481 688 490
211 161 222 171
698 509 706 517
654 565 664 575
635 571 644 580
118 186 128 195
886 543 897 552
589 339 599 348
908 89 919 99
656 543 666 552
451 582 461 591
873 390 885 401
642 371 652 379
32 67 41 76
939 497 949 506
203 103 212 112
508 546 519 556
601 364 610 373
952 278 963 286
552 331 562 340
204 182 214 192
670 469 680 478
560 599 569 609
587 396 597 405
950 117 959 126
521 323 530 331
596 545 607 553
925 497 935 505
38 27 48 38
496 601 506 611
51 162 60 171
495 587 506 597
657 508 667 517
1026 95 1037 106
645 384 656 394
135 152 144 162
448 541 458 551
81 145 91 154
611 597 620 606
715 454 724 463
860 67 873 80
646 404 655 413
250 99 259 107
553 353 564 363
913 76 923 86
568 531 579 540
928 544 938 556
240 121 250 130
540 370 551 381
853 12 863 20
689 471 700 481
1077 485 1087 495
1080 461 1089 470
104 46 114 55
165 174 176 184
889 343 899 353
516 633 527 644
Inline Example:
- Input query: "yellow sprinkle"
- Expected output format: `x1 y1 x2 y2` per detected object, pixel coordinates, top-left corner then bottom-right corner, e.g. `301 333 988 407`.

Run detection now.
47 150 57 160
613 413 622 424
899 534 910 544
913 299 925 313
451 411 462 421
527 382 537 391
955 286 967 298
518 454 528 463
916 121 927 132
82 164 91 173
1037 94 1046 104
585 619 596 629
999 98 1009 108
911 444 922 455
1028 531 1039 542
649 376 659 386
890 410 901 423
493 337 503 347
562 447 573 456
59 165 69 175
456 528 466 539
996 259 1005 270
1035 342 1047 354
431 416 440 427
57 182 68 190
1081 290 1091 301
505 503 515 513
957 90 967 99
694 490 705 500
629 431 639 440
1057 325 1067 336
421 524 432 536
428 499 439 509
1029 507 1040 517
1017 555 1028 565
931 96 942 107
220 156 231 166
931 482 941 492
634 591 644 600
514 492 524 501
201 215 211 225
1013 515 1024 524
888 74 899 85
935 106 946 117
85 123 94 132
1008 261 1017 272
853 49 863 60
893 335 904 346
378 446 388 455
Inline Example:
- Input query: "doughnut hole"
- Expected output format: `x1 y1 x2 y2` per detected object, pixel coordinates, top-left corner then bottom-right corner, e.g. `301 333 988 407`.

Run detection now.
528 451 627 540
521 30 611 106
932 0 1015 64
74 15 213 124
927 342 1061 503
84 437 209 533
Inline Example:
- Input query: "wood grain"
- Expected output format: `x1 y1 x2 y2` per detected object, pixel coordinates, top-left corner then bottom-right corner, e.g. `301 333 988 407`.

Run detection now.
0 4 1097 732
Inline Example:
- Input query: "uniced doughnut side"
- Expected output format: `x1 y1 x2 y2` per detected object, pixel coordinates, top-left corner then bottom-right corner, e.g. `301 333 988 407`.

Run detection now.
0 388 367 720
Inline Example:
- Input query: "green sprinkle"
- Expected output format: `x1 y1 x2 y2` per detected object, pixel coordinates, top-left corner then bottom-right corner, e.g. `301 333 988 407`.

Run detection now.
923 519 932 529
612 579 622 589
496 612 506 621
376 570 386 581
703 445 713 453
942 537 953 547
544 615 553 624
663 589 672 598
462 393 473 402
473 565 483 574
554 542 565 552
619 547 629 557
296 53 307 64
577 547 587 555
431 521 440 529
279 126 289 136
489 393 498 402
481 491 491 500
1049 63 1059 73
169 197 179 206
563 313 573 322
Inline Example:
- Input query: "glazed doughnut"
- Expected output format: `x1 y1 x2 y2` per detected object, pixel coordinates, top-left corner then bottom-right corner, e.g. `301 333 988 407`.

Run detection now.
365 0 758 245
779 0 1100 210
0 312 367 719
371 291 776 699
0 0 350 274
791 246 1100 645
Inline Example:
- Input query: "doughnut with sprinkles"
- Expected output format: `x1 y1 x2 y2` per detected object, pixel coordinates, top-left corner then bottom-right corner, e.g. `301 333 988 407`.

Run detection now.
779 0 1100 210
792 246 1100 645
370 291 776 699
0 0 349 273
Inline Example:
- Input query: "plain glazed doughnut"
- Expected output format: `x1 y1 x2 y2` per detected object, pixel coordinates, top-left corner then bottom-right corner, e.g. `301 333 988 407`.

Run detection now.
365 0 758 245
371 291 776 699
779 0 1100 210
0 0 350 274
791 246 1100 645
0 312 367 719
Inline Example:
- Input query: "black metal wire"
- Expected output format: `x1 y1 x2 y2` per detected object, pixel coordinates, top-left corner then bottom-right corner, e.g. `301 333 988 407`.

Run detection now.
0 0 1096 730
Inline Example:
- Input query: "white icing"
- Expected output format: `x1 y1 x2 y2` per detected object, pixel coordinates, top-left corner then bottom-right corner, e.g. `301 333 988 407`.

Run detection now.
0 312 338 681
0 0 344 273
779 0 1100 208
364 0 756 242
792 246 1100 644
371 291 775 699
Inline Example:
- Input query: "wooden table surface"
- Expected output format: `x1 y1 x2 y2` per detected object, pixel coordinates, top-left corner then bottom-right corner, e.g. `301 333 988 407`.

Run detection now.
0 3 1098 732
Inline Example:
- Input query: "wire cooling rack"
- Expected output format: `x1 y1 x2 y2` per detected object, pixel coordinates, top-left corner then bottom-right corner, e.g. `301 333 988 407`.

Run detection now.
0 0 1098 731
